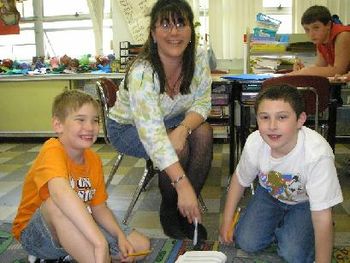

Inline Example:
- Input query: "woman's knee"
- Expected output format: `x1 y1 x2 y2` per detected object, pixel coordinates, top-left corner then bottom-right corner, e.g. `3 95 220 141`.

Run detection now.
193 122 213 139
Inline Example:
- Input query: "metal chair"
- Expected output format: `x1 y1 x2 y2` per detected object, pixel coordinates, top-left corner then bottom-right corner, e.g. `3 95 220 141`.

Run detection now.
95 78 207 225
96 78 157 224
261 75 337 151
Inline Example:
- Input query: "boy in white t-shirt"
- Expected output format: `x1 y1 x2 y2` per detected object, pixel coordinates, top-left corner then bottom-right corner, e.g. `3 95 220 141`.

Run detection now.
220 85 343 263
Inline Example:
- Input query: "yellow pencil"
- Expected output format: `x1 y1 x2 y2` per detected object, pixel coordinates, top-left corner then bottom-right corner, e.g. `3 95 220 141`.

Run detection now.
127 249 152 257
227 207 241 239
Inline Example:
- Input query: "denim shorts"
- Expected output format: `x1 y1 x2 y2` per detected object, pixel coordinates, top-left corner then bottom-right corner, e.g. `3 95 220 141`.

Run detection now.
107 114 185 159
20 207 132 259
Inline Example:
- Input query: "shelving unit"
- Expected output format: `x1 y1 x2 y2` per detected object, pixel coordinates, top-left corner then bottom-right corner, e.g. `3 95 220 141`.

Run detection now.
209 81 232 140
119 41 143 72
209 80 235 173
245 33 316 74
337 84 350 139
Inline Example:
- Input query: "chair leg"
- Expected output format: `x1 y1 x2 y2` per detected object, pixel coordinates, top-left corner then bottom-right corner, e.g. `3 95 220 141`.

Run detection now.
142 159 158 191
198 194 208 213
122 166 155 225
105 154 124 188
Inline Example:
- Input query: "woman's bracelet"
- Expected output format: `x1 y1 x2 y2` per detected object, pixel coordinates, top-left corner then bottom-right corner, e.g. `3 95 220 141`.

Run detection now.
171 174 186 187
179 123 192 135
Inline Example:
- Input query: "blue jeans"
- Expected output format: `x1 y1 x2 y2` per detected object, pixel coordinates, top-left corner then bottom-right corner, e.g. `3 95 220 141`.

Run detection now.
235 185 315 263
107 115 184 159
20 207 131 259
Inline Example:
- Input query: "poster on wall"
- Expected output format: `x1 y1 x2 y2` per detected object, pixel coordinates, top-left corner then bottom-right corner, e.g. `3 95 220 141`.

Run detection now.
0 0 20 35
117 0 156 44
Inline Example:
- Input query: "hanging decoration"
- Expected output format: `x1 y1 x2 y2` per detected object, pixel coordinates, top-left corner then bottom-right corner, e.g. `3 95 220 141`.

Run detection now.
0 0 20 35
117 0 155 44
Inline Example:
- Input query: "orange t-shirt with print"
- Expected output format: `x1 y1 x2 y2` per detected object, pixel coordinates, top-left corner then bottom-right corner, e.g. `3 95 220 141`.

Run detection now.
12 138 108 240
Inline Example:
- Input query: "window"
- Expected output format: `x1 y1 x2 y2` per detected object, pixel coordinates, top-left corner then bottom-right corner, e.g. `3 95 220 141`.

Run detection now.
43 0 89 17
0 0 113 61
198 0 209 45
262 0 292 34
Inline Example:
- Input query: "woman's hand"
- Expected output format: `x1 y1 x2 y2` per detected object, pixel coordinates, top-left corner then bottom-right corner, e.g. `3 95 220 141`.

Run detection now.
175 178 201 224
168 125 188 152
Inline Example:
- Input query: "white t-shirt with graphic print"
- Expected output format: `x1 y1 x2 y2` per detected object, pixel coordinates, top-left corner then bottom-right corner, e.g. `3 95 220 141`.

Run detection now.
236 126 343 211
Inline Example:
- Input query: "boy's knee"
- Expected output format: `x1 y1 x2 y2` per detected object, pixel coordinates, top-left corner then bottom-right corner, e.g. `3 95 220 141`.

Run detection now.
278 242 314 263
235 233 263 253
42 198 65 219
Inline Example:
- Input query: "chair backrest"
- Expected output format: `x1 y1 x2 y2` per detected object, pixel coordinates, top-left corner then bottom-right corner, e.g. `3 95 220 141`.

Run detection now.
261 75 330 115
96 78 119 144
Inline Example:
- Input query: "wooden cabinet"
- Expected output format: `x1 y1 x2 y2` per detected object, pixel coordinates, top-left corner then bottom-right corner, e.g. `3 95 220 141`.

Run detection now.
0 80 69 137
0 73 124 137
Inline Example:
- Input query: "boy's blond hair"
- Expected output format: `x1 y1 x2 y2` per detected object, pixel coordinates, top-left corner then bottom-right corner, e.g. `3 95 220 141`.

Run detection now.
52 89 100 121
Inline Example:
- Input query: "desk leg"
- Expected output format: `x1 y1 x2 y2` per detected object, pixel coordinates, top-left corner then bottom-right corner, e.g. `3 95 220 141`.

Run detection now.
331 83 343 106
328 99 337 152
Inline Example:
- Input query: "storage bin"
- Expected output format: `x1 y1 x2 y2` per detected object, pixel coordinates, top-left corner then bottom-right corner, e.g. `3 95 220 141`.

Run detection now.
336 106 350 136
253 27 278 38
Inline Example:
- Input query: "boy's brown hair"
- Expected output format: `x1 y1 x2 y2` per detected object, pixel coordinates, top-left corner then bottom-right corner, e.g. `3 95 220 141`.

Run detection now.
254 85 305 118
52 89 100 121
301 5 332 26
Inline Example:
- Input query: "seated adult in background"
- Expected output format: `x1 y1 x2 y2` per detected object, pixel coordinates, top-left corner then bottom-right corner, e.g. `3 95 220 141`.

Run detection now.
290 5 350 77
107 0 213 240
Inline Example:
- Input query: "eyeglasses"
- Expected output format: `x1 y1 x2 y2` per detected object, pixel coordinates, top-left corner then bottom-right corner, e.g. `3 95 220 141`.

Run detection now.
156 22 187 33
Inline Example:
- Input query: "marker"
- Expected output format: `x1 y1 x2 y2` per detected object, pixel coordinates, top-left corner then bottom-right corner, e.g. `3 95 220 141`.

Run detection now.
127 249 152 257
193 217 198 246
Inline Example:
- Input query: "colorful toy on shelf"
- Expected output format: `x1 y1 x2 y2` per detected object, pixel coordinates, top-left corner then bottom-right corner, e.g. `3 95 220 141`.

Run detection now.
95 55 110 66
50 57 59 69
1 58 13 68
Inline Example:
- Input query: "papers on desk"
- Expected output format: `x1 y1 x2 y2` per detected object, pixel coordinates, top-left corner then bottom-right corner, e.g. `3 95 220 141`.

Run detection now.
175 251 227 263
221 73 280 81
328 76 349 83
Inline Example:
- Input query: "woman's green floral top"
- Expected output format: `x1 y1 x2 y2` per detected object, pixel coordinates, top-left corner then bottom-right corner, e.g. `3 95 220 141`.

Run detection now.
109 47 212 170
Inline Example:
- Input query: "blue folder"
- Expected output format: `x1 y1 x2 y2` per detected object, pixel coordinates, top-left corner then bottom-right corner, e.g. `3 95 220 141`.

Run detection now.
221 74 275 81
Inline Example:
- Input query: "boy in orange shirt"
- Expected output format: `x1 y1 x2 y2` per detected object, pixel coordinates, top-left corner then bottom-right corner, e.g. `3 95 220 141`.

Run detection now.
12 90 150 262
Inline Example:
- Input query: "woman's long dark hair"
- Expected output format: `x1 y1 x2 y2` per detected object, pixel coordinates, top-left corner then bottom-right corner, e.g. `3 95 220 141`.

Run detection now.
124 0 196 95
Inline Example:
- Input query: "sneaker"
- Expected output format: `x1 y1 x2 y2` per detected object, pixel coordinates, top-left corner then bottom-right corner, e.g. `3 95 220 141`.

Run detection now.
178 215 208 241
30 255 73 263
160 201 187 239
59 255 73 262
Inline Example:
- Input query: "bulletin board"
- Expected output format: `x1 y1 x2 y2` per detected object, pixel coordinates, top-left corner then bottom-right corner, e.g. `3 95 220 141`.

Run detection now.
117 0 156 44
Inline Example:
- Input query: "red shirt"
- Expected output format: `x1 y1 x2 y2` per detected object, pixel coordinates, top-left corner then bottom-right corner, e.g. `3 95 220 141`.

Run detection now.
317 23 350 66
